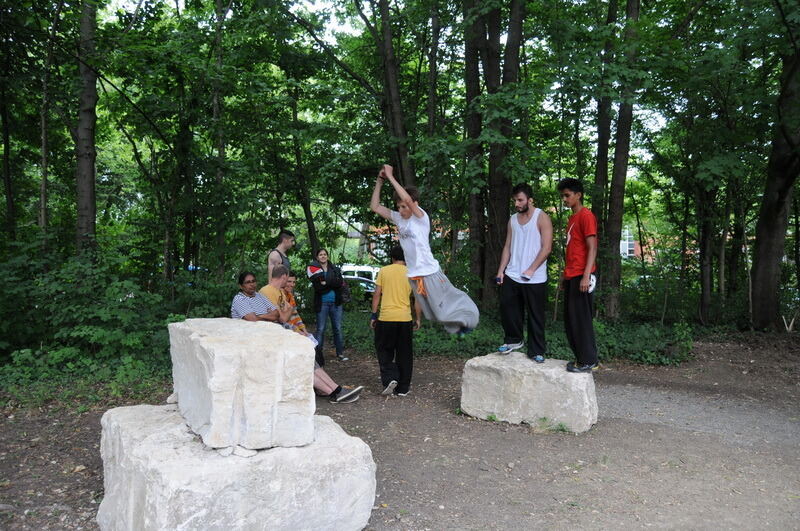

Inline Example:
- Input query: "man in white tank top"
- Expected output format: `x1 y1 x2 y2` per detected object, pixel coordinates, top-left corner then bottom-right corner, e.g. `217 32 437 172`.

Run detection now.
495 183 553 361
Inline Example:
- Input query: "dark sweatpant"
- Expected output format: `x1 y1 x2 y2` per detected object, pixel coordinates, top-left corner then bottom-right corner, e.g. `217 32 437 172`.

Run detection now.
499 278 546 357
374 320 413 394
563 275 598 365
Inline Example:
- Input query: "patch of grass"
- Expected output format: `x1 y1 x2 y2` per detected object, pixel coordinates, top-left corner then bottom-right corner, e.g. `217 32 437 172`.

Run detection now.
535 417 570 433
486 413 498 422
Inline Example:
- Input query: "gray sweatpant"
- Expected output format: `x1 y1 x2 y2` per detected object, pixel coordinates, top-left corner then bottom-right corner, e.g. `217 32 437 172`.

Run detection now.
410 270 480 334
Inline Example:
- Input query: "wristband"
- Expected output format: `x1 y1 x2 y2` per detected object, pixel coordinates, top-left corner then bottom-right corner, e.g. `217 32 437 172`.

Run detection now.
371 312 378 320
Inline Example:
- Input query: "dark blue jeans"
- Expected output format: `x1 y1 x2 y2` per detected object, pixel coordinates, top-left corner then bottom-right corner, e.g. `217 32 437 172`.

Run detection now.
315 302 344 358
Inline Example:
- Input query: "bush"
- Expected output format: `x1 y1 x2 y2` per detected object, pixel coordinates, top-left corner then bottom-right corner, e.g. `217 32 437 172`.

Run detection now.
339 310 693 366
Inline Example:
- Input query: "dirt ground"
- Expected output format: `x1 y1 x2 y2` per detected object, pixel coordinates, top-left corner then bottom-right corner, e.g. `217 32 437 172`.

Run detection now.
1 333 799 530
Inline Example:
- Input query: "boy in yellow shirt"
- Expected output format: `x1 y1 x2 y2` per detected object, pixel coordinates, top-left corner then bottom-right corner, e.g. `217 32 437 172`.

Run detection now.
370 246 422 396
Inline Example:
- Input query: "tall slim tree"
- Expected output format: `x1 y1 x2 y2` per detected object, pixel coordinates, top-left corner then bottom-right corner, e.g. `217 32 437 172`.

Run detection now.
602 0 640 319
75 0 98 253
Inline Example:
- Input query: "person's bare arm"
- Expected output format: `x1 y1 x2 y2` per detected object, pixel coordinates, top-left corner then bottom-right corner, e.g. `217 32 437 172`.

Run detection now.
523 213 553 278
278 303 293 323
267 250 281 279
383 164 424 218
243 309 279 322
370 170 393 221
580 235 598 292
495 219 513 284
370 285 382 329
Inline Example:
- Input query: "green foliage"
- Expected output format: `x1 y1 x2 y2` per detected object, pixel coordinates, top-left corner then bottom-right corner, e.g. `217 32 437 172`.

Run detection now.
339 308 693 366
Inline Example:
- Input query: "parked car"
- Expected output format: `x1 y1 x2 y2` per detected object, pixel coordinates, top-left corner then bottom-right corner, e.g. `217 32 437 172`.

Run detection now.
343 276 376 301
341 264 380 282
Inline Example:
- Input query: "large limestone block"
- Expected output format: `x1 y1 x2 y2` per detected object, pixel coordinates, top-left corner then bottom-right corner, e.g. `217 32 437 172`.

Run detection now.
97 405 376 531
168 318 315 449
460 352 598 433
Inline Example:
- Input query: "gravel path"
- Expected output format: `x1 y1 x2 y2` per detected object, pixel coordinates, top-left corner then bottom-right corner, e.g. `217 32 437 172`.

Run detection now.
597 382 800 447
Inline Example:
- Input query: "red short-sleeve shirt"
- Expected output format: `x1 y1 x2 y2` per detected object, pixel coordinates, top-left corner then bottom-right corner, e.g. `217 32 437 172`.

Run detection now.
564 207 598 278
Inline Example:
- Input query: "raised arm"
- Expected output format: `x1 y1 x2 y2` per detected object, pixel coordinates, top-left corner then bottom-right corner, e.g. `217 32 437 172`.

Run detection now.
370 168 393 221
382 164 424 218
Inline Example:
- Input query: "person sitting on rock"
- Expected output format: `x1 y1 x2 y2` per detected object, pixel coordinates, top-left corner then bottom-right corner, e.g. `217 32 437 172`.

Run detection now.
233 270 362 403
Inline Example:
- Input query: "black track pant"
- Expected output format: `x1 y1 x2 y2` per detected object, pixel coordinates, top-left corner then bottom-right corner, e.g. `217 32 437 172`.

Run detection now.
499 278 546 357
563 275 598 365
374 320 413 394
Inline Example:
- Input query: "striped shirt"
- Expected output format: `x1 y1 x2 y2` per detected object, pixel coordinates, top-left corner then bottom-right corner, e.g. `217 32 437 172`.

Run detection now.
230 292 277 320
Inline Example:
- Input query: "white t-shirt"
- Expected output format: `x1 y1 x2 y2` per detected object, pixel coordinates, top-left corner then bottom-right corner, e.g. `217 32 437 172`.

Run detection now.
504 209 547 284
390 208 440 277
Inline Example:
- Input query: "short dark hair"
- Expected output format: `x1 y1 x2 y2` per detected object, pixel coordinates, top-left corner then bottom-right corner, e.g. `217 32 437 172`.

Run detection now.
287 271 296 278
315 247 328 260
511 183 534 199
393 185 420 204
390 245 405 262
238 271 256 285
271 265 289 279
557 178 584 201
278 229 295 244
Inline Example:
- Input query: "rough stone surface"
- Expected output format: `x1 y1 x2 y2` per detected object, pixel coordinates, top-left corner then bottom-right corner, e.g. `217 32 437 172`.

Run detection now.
168 318 315 449
97 405 376 531
460 352 598 433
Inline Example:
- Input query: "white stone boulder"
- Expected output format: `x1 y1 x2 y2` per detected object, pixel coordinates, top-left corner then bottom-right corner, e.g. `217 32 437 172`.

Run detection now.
460 352 598 433
97 405 376 531
168 318 315 449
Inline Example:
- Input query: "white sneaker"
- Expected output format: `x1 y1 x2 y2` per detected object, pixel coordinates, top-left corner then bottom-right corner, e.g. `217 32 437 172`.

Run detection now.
381 380 398 396
497 342 524 354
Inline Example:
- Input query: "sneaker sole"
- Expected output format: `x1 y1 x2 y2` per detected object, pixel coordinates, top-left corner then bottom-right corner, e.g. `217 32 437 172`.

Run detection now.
381 381 398 396
334 386 363 402
497 344 524 354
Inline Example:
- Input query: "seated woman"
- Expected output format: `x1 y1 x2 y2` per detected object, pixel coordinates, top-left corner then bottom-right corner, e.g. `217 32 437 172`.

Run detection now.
232 271 362 403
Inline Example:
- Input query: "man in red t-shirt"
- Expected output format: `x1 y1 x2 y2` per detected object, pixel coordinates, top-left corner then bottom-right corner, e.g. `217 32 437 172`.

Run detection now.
557 178 599 373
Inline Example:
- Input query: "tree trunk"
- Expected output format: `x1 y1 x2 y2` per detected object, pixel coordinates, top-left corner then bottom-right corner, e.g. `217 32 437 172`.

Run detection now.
39 1 64 248
212 0 228 275
464 0 485 293
718 192 731 300
728 201 745 294
175 70 194 269
697 189 714 324
378 0 415 186
482 0 525 304
751 50 800 329
794 195 800 296
75 0 98 254
602 0 639 319
592 0 618 233
1 67 13 241
290 86 320 255
426 1 440 138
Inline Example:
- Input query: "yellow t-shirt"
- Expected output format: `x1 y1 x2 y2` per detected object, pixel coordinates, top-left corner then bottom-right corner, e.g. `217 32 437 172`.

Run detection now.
376 263 412 322
258 284 285 308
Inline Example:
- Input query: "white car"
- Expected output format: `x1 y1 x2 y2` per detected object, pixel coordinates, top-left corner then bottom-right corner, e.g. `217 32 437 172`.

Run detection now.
341 264 380 282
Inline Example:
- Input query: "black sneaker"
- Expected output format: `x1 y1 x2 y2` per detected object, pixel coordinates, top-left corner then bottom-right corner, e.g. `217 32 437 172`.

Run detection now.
331 386 363 403
566 361 598 373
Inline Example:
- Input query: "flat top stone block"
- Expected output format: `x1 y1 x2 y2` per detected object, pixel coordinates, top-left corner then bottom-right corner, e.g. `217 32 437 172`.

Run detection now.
461 352 598 433
168 318 316 449
98 405 376 531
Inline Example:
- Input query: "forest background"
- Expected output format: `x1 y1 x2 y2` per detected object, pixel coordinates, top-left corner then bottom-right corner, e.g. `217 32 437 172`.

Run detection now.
1 0 798 402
